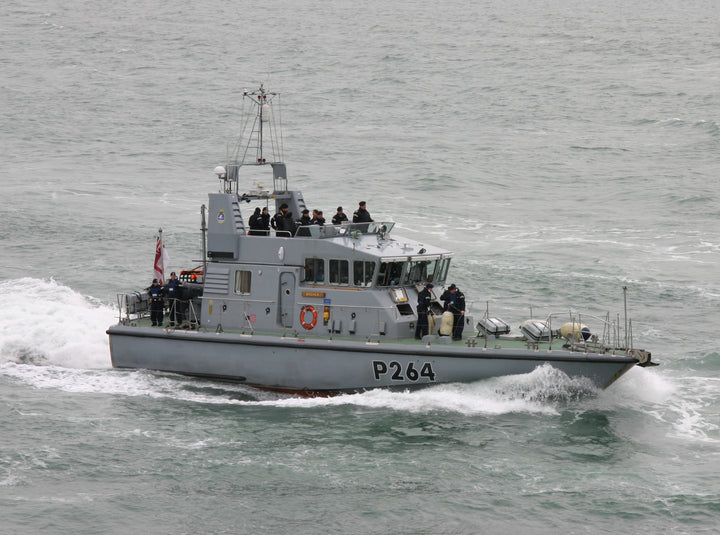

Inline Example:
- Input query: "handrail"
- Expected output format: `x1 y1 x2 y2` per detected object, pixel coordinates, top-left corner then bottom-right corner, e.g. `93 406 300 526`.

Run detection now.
290 221 396 239
199 296 276 304
539 310 633 351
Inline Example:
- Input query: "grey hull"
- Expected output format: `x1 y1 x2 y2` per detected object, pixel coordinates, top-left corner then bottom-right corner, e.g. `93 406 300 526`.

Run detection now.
107 325 637 393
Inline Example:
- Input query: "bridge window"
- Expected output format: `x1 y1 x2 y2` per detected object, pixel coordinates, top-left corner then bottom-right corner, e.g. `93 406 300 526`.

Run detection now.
402 259 447 285
403 260 429 285
435 258 451 283
304 258 324 284
353 261 375 287
329 259 349 285
377 261 405 287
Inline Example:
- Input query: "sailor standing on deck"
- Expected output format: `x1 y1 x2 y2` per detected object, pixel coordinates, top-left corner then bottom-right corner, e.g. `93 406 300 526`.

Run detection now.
332 206 348 225
296 209 312 236
352 201 373 232
441 284 466 340
352 201 373 224
260 207 270 235
148 278 164 327
271 204 296 237
312 210 325 226
415 283 434 339
270 204 285 234
165 271 182 326
248 207 263 235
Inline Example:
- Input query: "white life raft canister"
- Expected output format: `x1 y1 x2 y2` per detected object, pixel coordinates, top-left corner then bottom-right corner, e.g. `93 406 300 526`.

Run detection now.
439 311 454 336
560 322 591 341
428 314 436 335
520 319 552 342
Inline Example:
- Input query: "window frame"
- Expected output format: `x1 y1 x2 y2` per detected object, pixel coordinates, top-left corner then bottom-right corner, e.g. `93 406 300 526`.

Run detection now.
353 260 376 287
234 270 252 294
304 258 325 284
377 261 405 287
329 259 350 286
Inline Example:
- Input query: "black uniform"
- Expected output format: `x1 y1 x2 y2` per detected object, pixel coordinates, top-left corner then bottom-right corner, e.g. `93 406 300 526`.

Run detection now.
270 211 281 232
353 204 373 232
332 211 348 225
415 285 433 339
148 281 164 326
249 208 265 236
259 210 270 235
296 214 312 236
441 286 466 340
165 275 183 326
352 207 373 223
272 208 296 237
282 212 297 236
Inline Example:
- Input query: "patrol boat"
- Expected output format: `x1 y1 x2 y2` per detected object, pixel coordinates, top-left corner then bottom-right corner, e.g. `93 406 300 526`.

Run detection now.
107 85 656 395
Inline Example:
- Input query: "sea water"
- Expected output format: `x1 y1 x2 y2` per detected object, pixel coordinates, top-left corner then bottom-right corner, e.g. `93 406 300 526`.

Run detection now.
1 0 719 533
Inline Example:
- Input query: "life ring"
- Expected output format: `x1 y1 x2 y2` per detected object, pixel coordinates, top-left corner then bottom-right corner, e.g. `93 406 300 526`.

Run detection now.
300 305 318 330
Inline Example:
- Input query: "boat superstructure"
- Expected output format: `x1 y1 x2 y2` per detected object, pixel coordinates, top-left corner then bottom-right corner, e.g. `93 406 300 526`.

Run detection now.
107 85 655 394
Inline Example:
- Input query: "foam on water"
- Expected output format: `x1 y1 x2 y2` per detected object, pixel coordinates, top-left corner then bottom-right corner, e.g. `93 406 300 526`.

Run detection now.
1 355 593 417
241 364 599 416
0 278 114 369
595 366 720 444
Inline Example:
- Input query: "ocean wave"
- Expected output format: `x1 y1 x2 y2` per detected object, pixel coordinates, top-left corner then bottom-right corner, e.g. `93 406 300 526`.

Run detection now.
0 278 115 370
238 364 599 416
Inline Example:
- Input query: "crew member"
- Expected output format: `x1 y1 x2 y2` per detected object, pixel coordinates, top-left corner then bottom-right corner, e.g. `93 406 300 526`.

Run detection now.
260 207 270 235
353 201 373 232
148 278 164 327
297 209 312 236
270 203 285 233
312 210 325 226
271 204 296 237
248 207 264 236
332 206 348 225
165 271 183 326
415 283 433 339
353 201 373 223
441 283 466 340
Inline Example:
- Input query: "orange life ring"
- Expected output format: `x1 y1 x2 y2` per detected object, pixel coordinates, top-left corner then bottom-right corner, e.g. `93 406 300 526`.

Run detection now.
300 305 318 330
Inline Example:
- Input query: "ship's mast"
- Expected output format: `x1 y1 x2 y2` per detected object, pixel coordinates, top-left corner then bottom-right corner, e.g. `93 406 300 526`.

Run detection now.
217 84 284 195
213 84 290 203
243 83 278 166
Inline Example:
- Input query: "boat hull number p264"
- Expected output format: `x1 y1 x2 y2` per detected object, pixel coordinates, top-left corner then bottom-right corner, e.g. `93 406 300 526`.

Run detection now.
372 360 436 382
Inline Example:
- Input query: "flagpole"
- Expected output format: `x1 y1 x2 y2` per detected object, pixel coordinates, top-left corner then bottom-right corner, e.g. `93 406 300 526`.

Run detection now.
154 228 164 284
159 227 163 285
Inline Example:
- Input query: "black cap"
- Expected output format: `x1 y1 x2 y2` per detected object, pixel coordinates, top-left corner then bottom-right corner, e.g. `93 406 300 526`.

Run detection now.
426 283 434 288
448 283 456 290
279 203 288 209
152 278 158 283
302 209 309 214
337 206 343 211
359 201 366 206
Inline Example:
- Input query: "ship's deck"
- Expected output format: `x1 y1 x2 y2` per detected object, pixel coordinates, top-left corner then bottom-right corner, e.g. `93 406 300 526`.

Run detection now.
119 315 623 355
